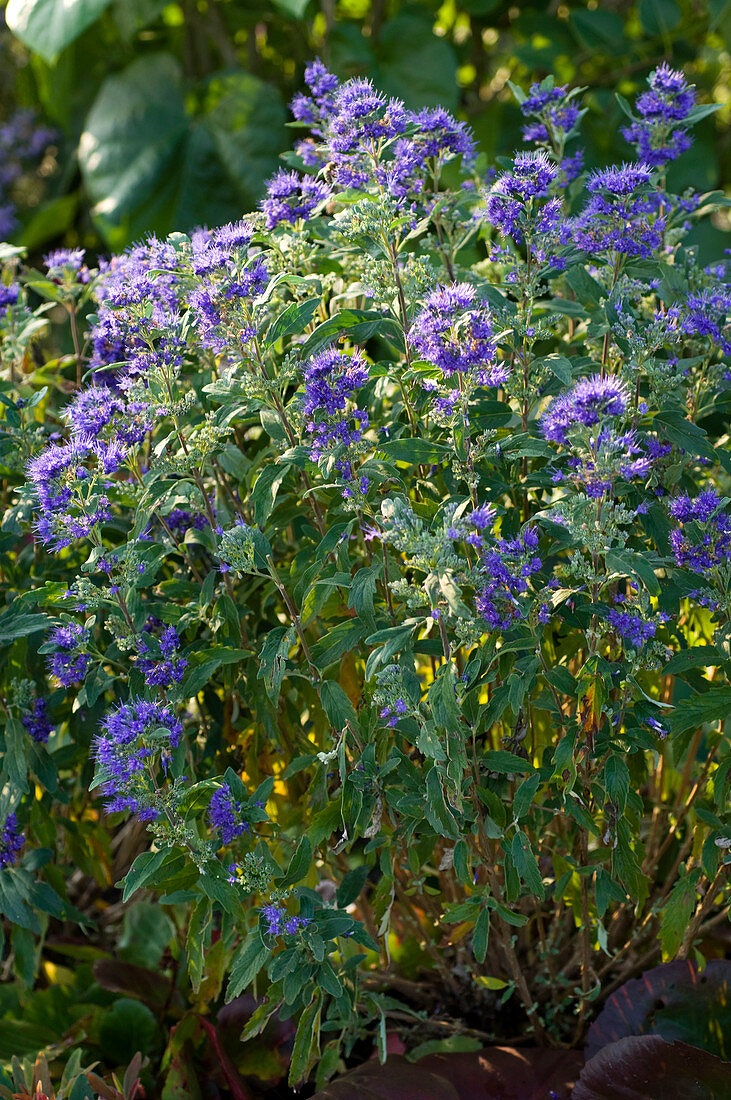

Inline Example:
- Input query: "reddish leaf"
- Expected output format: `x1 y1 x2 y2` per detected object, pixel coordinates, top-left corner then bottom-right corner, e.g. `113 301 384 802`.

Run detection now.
574 1036 731 1100
586 959 731 1061
93 959 175 1010
160 1017 203 1100
197 1015 254 1100
310 1048 582 1099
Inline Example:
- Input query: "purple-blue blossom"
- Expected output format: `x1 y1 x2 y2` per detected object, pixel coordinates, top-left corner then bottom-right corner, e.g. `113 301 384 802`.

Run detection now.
476 528 542 631
208 783 251 845
261 169 329 229
483 151 559 242
92 699 183 821
605 608 660 648
47 623 90 688
541 375 629 445
302 347 370 489
22 697 54 744
0 284 20 308
409 283 505 385
0 813 24 869
669 491 731 571
623 65 696 168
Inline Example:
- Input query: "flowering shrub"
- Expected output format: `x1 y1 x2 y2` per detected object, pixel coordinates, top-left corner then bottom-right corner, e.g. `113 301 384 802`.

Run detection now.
1 61 731 1090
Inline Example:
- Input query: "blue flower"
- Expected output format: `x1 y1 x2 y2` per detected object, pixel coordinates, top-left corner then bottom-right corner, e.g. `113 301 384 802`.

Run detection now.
261 168 330 229
208 783 251 845
409 283 505 384
0 813 24 869
541 375 629 444
22 697 54 744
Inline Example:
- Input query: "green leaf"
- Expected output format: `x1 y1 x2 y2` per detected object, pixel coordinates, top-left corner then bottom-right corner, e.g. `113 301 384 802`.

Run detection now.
371 15 458 110
511 830 544 898
183 647 248 698
251 462 291 526
17 193 80 252
98 998 159 1064
513 773 541 821
277 836 312 890
337 864 370 908
226 933 270 1001
378 438 452 465
119 901 175 970
6 0 114 61
427 663 461 730
348 566 379 631
299 309 391 360
605 549 661 596
121 847 177 903
79 54 188 245
264 298 320 348
80 59 287 247
655 410 717 462
288 991 322 1087
570 8 624 49
565 264 606 307
257 625 293 703
0 611 50 646
536 353 573 385
483 750 534 775
320 680 358 731
423 767 460 840
271 0 311 16
664 646 723 674
310 620 365 669
472 905 490 964
670 686 731 737
639 0 681 35
604 755 630 811
416 723 446 762
661 871 699 958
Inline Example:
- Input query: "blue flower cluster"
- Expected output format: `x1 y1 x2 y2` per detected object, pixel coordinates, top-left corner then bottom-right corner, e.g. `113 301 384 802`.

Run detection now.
605 607 663 649
291 58 474 208
482 151 561 245
669 491 731 572
302 346 370 494
208 783 251 845
476 528 542 631
260 903 310 937
569 164 664 261
622 63 696 168
0 108 56 238
92 699 183 821
21 697 54 744
0 813 24 869
541 375 629 445
47 623 91 688
261 168 330 229
136 626 188 690
409 283 507 417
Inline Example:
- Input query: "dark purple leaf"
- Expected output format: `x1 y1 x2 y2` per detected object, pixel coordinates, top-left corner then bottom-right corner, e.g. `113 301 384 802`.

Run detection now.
586 959 731 1061
93 958 175 1010
574 1036 731 1100
310 1048 582 1099
198 1015 254 1100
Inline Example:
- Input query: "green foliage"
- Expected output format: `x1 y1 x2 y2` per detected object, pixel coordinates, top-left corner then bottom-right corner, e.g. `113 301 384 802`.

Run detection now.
2 0 731 254
0 7 730 1097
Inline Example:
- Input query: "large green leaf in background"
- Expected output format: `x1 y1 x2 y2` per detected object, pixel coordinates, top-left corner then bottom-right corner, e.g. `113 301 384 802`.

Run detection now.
5 0 114 62
79 55 288 247
330 12 459 110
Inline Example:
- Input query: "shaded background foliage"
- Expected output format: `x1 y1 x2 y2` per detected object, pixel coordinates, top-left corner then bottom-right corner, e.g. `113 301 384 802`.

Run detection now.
3 0 731 255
